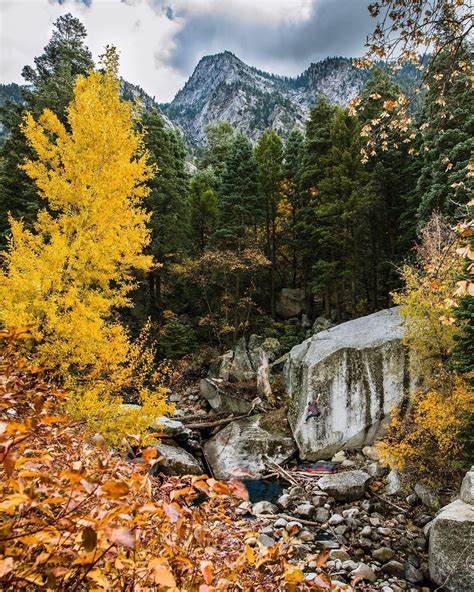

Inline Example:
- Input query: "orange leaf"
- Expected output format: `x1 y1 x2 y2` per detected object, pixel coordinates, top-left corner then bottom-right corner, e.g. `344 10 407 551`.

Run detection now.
101 480 129 497
3 449 18 476
311 572 332 589
316 548 331 569
142 447 158 462
0 493 29 515
41 416 68 424
201 560 214 584
245 545 255 565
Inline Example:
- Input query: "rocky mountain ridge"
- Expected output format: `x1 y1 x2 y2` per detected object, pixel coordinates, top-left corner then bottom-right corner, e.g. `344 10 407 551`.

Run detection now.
161 51 418 146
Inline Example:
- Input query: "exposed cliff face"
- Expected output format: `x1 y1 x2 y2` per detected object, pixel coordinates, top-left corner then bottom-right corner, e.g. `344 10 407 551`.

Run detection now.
161 52 417 147
284 307 417 460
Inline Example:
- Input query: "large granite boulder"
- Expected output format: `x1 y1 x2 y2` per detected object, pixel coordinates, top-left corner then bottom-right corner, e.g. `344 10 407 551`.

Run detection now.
428 498 474 591
285 307 416 459
203 408 297 479
277 288 306 319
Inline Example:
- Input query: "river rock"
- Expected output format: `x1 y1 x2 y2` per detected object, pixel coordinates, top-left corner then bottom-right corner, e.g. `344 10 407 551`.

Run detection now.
428 498 474 591
385 469 403 496
153 416 192 439
414 483 441 510
382 560 405 579
252 501 277 515
199 378 253 414
203 408 297 479
285 307 416 459
372 547 395 562
277 288 306 319
317 470 371 501
149 443 204 476
350 563 377 583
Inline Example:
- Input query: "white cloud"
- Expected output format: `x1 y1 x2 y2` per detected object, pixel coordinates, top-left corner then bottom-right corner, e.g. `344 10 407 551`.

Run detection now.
165 0 314 25
0 0 186 101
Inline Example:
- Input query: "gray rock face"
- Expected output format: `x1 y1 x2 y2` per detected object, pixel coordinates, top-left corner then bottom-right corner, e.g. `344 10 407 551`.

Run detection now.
460 469 474 504
428 499 474 592
208 350 234 381
199 378 253 414
414 483 441 510
317 470 371 501
277 288 306 319
229 337 256 381
285 307 416 459
203 408 296 479
150 443 204 476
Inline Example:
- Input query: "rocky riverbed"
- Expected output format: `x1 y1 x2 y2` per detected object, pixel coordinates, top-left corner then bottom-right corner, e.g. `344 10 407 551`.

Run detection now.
237 448 435 592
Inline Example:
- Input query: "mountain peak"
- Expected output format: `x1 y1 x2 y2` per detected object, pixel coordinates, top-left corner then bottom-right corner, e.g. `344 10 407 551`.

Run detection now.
162 53 417 148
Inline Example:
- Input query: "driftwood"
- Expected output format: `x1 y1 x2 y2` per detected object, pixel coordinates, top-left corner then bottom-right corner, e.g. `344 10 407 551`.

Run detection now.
184 413 249 430
184 401 259 431
264 458 299 485
368 490 408 514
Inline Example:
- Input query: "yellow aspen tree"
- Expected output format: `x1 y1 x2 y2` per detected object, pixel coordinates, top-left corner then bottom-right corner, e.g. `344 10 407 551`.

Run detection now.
0 48 170 443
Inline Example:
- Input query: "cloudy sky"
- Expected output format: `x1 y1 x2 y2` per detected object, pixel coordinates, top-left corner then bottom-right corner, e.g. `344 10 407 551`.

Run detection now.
0 0 374 102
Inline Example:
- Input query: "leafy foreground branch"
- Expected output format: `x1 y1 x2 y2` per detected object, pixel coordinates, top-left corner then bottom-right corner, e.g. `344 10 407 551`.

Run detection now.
0 335 348 591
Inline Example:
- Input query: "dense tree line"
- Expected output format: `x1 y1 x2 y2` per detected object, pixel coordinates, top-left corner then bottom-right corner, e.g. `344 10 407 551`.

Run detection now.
0 14 471 359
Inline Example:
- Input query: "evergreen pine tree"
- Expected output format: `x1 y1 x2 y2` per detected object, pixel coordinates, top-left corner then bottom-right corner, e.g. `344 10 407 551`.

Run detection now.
415 45 473 225
0 14 94 246
255 130 283 316
297 99 336 307
282 128 305 288
312 108 374 319
359 69 418 306
198 121 235 183
214 134 261 250
141 110 190 318
189 167 219 252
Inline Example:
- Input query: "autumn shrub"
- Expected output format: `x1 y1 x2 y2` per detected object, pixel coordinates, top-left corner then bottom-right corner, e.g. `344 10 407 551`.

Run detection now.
392 214 464 385
378 378 474 487
382 213 473 486
0 333 342 591
0 49 171 444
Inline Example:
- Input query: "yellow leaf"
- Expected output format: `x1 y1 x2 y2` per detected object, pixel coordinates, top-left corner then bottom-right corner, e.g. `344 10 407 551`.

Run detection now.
149 560 176 588
87 569 110 590
0 493 29 515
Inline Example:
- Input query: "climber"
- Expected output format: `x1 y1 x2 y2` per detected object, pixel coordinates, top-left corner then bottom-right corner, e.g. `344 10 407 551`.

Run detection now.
305 393 322 422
